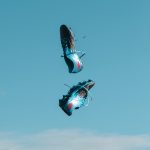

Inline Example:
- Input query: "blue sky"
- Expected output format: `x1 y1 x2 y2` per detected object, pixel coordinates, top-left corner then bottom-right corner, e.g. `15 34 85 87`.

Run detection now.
0 0 150 149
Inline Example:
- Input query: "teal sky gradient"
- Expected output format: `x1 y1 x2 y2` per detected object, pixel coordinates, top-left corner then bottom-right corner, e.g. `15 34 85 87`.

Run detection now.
0 0 150 137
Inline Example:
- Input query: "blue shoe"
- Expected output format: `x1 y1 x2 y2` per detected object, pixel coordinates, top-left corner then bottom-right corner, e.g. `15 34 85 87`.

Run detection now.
60 25 84 73
59 80 95 116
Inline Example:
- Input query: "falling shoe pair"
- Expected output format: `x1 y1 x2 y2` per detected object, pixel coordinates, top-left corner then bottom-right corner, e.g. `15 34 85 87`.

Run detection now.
59 25 95 116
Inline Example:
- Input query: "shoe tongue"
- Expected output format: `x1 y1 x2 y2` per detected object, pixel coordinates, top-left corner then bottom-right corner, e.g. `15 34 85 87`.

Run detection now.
78 89 87 98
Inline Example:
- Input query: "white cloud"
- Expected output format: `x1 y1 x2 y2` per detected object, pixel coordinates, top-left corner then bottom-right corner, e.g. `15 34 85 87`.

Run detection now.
0 129 150 150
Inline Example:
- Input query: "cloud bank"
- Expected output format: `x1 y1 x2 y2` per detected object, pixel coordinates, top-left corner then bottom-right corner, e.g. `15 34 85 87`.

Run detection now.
0 129 150 150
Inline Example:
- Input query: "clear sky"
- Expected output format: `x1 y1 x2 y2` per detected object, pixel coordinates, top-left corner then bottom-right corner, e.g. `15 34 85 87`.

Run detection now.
0 0 150 149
